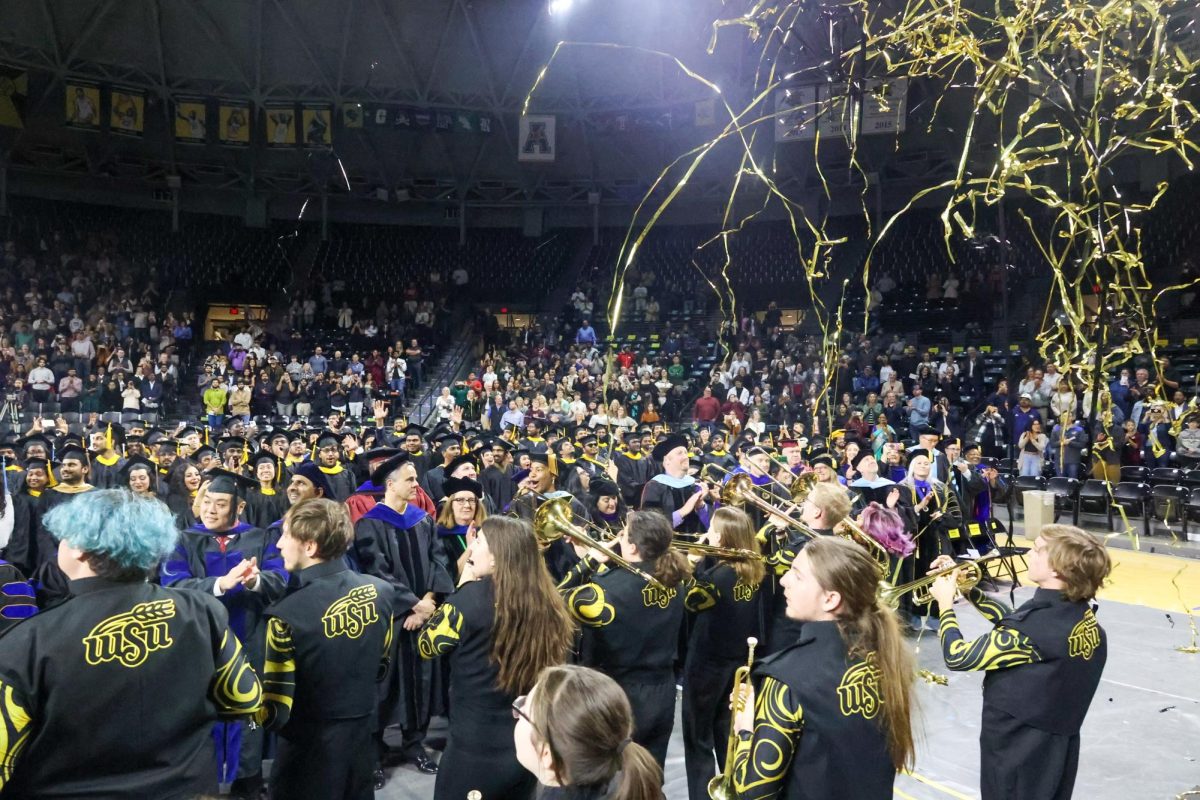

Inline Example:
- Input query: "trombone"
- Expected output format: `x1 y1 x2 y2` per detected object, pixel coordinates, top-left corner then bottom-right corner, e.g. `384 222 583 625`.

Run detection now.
533 497 666 591
878 552 1011 608
672 539 764 562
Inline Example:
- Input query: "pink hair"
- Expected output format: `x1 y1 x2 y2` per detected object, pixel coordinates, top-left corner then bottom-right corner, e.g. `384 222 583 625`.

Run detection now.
859 502 915 557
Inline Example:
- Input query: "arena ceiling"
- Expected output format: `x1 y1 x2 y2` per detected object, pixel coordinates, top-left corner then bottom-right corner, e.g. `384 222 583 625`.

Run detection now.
0 0 961 208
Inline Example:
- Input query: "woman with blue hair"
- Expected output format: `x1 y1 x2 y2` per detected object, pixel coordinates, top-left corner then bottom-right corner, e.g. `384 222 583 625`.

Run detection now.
0 489 263 798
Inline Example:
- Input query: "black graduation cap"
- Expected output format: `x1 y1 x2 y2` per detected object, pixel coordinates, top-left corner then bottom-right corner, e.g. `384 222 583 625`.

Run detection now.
434 433 461 452
528 452 557 475
589 478 620 498
651 433 689 462
119 455 158 486
127 418 151 432
370 451 411 486
267 429 290 444
204 468 257 500
177 425 202 440
906 447 934 462
442 476 483 498
249 450 280 470
286 430 306 444
489 437 517 453
315 430 342 450
217 436 249 455
18 433 52 454
144 428 168 446
58 442 90 466
403 423 428 438
578 433 599 447
444 453 477 477
24 457 51 473
913 424 939 438
809 449 836 469
621 430 642 444
193 444 217 461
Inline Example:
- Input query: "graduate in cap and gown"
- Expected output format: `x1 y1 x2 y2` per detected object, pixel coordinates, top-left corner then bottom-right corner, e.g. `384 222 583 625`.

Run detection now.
245 451 290 529
160 468 288 797
88 423 127 489
350 452 453 781
313 430 357 502
31 441 95 605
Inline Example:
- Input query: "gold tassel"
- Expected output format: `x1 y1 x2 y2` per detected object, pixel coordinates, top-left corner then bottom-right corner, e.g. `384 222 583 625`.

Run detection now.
47 465 57 488
105 423 113 452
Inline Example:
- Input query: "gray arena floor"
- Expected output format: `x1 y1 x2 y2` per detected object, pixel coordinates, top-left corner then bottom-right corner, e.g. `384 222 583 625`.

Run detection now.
373 579 1200 800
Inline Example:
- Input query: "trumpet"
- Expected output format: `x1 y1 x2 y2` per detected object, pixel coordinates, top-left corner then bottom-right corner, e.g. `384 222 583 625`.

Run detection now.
708 637 758 800
879 552 1007 608
833 516 892 579
533 498 666 591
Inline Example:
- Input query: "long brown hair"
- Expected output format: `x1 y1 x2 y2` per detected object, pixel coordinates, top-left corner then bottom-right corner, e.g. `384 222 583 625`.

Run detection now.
530 664 663 800
625 510 692 586
481 517 575 695
804 537 917 771
708 507 764 586
435 489 487 528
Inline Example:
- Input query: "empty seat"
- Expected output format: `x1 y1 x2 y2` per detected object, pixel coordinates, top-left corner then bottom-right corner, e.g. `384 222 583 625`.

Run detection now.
1112 481 1152 537
1046 476 1081 525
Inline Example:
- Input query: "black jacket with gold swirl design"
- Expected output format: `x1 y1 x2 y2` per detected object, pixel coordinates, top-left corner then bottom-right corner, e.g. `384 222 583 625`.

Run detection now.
261 560 393 729
0 577 261 799
734 620 894 800
558 555 685 682
984 588 1106 736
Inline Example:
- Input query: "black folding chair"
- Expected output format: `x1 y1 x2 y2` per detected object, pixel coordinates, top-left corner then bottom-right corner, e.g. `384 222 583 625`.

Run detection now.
1113 481 1152 538
1046 477 1081 526
1151 485 1189 533
1078 479 1114 531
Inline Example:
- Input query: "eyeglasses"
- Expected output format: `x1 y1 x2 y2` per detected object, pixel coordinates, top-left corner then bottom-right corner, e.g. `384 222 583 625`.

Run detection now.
451 497 477 505
511 695 533 725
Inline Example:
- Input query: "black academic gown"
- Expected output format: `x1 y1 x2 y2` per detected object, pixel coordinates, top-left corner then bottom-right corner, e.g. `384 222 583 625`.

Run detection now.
30 485 95 605
245 486 289 529
161 522 288 785
318 463 357 502
614 451 655 508
480 465 515 512
89 454 127 489
350 502 454 744
640 474 708 536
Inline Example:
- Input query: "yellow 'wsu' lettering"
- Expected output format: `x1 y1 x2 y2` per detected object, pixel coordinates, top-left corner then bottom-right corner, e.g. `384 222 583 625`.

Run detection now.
323 585 380 639
732 579 756 602
641 584 677 609
837 654 883 719
83 600 176 668
1068 611 1101 660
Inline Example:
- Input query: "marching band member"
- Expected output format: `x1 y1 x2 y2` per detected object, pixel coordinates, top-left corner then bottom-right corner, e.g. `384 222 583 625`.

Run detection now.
0 491 262 797
509 452 590 581
732 536 917 799
259 499 394 800
419 517 576 800
764 482 850 654
558 510 693 767
929 524 1111 800
682 507 765 800
514 664 664 800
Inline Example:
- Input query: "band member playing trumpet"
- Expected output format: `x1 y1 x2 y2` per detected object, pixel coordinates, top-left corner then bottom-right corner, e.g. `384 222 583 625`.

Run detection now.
928 525 1111 800
764 482 851 654
558 510 694 767
732 536 917 799
510 452 591 580
682 507 765 800
419 517 576 800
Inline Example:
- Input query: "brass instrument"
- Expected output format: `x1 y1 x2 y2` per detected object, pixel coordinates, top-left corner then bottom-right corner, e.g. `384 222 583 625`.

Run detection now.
707 472 813 534
833 516 892 579
533 498 666 590
672 540 764 562
708 637 758 800
879 553 1007 608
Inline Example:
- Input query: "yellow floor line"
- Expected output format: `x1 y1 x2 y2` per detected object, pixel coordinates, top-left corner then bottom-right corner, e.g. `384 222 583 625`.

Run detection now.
894 788 921 800
1010 535 1200 613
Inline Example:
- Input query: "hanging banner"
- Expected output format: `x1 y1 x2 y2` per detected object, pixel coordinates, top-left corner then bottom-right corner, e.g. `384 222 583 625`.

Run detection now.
265 103 296 147
341 101 364 129
518 114 556 162
65 81 101 130
0 68 28 129
109 87 145 136
775 86 818 142
861 78 908 135
816 83 852 139
302 104 332 147
174 98 208 143
218 102 250 146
